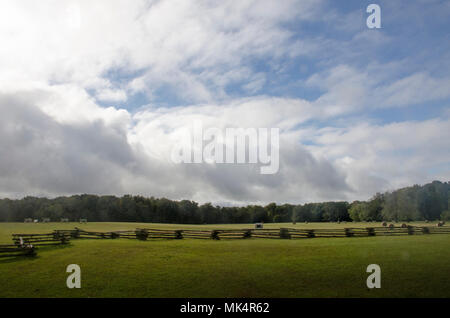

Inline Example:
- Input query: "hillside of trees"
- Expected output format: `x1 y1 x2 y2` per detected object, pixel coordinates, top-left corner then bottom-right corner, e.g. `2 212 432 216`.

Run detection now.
0 181 448 223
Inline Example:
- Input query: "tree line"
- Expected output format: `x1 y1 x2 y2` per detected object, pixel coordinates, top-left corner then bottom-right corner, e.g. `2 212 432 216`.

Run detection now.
0 181 448 223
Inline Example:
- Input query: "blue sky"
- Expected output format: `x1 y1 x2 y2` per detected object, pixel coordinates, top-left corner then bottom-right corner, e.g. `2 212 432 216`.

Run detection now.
0 0 449 204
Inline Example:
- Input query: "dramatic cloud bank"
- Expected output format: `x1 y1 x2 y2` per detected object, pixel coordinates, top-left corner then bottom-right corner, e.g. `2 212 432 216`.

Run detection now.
0 0 449 204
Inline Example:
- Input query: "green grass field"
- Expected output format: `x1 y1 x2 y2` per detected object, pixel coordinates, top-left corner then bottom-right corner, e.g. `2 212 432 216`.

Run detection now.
1 222 449 298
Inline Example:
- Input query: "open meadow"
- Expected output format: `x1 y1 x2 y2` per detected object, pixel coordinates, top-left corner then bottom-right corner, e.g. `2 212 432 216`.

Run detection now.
1 222 450 298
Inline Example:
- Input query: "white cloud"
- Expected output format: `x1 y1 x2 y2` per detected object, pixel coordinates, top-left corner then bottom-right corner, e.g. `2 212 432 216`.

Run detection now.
307 65 450 117
0 0 326 104
305 117 450 197
375 73 450 107
95 88 128 103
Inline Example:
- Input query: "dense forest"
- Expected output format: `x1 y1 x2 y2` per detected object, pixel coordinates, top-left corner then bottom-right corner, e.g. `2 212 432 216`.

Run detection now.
0 181 448 224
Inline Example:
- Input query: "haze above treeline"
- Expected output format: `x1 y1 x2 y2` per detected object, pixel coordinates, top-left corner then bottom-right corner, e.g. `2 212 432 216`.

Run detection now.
0 181 449 223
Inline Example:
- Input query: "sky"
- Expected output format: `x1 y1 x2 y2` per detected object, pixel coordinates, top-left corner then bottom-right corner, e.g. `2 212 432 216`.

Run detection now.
0 0 449 205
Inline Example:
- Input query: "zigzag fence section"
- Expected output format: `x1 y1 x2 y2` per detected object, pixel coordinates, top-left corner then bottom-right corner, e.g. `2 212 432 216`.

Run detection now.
4 225 448 258
3 225 449 258
41 225 450 241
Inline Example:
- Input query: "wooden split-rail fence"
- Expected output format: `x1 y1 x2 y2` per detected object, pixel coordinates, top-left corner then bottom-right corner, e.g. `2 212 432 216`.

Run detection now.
22 225 450 241
2 225 448 258
3 225 449 259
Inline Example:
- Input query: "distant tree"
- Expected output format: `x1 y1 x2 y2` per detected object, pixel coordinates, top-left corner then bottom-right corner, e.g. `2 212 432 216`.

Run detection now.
264 203 277 222
321 202 350 222
293 204 313 222
349 201 365 221
366 193 384 221
248 205 268 223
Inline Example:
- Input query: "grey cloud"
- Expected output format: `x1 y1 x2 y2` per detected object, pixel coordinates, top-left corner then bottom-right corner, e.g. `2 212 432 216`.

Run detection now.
0 93 135 196
166 139 353 204
0 91 355 204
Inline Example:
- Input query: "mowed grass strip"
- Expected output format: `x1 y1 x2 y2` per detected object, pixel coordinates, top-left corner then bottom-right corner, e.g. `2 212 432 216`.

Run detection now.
1 222 449 298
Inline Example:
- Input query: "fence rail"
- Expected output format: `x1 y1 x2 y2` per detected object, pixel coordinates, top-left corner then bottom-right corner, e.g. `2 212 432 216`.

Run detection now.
12 233 70 246
0 244 36 258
